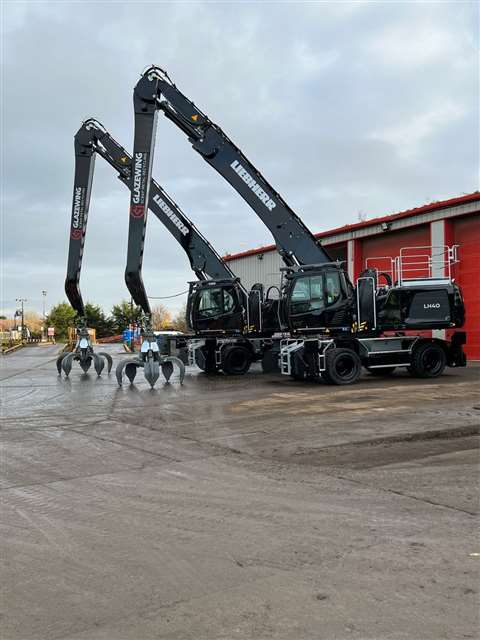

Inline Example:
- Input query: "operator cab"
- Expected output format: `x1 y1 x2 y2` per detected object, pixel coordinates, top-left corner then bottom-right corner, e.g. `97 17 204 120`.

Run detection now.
187 279 282 336
282 264 354 334
187 279 248 334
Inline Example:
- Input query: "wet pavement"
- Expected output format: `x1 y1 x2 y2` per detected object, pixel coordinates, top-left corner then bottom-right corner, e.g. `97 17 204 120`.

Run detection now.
1 344 479 639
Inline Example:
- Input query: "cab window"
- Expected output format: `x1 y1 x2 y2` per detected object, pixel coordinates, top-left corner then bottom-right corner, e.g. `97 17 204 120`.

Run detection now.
325 272 341 305
197 287 235 318
290 276 324 314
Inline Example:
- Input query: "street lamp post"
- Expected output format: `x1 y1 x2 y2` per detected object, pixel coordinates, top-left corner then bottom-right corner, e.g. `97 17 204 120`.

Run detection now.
42 290 47 341
15 298 27 342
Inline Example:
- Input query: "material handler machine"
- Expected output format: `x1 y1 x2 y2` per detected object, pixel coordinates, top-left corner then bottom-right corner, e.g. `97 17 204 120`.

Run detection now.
68 120 282 380
63 119 202 386
126 65 466 384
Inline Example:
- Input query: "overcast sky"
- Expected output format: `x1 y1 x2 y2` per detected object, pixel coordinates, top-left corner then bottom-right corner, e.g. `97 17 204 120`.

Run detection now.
2 0 478 318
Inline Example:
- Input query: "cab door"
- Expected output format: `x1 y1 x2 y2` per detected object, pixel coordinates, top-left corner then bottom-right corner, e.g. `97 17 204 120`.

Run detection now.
287 270 351 332
192 284 245 333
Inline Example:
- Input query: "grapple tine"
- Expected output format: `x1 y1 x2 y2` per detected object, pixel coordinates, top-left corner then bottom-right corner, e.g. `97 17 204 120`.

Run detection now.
99 352 113 374
93 353 104 376
79 356 92 373
56 354 66 375
61 353 75 377
163 356 186 384
125 362 139 384
144 357 160 389
116 359 142 386
161 360 174 382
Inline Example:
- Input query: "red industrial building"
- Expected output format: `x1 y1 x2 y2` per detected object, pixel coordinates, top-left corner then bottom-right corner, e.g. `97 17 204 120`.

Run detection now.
225 192 480 360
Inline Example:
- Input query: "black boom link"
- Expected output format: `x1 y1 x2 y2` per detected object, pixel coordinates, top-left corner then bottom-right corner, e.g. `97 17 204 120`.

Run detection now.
66 118 235 320
133 65 332 268
65 141 96 317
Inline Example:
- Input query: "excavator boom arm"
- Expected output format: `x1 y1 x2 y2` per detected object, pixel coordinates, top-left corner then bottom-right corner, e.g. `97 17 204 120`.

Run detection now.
65 119 235 316
133 67 332 269
65 143 96 317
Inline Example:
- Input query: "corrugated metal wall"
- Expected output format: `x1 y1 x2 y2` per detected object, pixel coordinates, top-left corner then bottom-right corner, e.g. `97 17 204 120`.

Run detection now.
227 250 283 291
226 243 347 291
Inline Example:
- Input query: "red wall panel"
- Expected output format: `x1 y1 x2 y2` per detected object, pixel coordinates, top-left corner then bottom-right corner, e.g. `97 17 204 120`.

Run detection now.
451 214 480 360
358 225 431 281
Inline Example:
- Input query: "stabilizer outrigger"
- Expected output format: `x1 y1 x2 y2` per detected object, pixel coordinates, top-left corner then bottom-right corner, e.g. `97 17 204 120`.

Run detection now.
57 325 113 378
115 318 185 389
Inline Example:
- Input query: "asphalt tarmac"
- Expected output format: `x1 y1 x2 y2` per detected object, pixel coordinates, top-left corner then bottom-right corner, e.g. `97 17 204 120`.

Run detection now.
1 344 479 639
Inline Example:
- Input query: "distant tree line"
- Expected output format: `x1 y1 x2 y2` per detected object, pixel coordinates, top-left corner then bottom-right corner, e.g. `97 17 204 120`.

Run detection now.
1 312 45 338
40 300 187 342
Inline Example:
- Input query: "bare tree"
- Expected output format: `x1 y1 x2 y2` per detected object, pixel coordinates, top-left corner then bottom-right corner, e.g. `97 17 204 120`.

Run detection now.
172 304 188 333
151 304 173 330
24 311 44 336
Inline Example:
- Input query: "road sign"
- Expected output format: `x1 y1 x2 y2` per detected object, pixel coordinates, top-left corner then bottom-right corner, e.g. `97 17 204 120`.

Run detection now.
47 327 55 337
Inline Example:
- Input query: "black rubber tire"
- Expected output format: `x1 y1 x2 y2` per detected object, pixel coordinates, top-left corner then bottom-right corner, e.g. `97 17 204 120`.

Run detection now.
221 345 252 375
322 348 362 386
194 349 206 371
409 342 447 379
365 366 396 376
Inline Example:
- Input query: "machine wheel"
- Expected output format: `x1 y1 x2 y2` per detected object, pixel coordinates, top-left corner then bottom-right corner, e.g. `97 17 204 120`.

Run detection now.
409 342 447 378
322 348 362 385
194 349 206 371
365 366 396 376
221 345 252 375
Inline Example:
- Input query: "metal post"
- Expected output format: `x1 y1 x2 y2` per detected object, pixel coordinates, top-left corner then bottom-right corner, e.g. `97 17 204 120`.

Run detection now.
130 297 134 351
42 290 47 341
16 298 27 342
